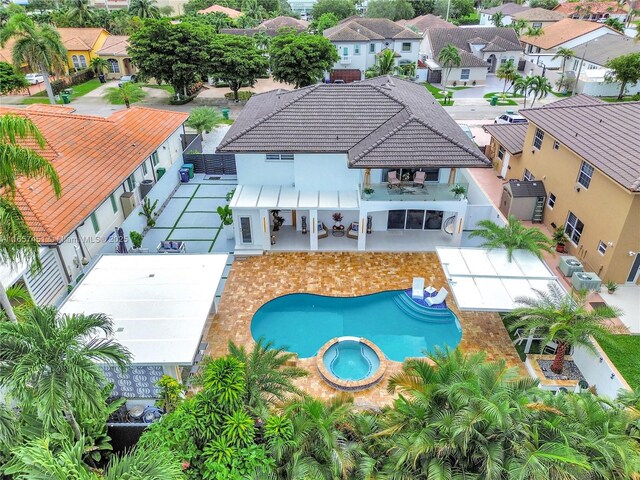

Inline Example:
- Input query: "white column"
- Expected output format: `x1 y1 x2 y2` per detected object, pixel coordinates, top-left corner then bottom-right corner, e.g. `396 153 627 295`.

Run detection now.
310 209 318 251
259 209 270 251
357 212 366 251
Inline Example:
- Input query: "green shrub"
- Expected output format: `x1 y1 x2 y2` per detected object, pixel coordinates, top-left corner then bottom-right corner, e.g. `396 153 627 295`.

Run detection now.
224 91 254 101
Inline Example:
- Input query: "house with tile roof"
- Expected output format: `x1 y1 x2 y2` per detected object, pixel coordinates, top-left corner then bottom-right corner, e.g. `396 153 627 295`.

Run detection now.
197 4 242 17
554 1 628 22
422 27 523 86
479 3 531 26
323 18 421 83
57 28 110 71
520 18 617 69
216 76 495 253
96 35 136 79
220 16 308 38
0 105 189 306
398 14 456 32
511 8 567 29
483 95 640 284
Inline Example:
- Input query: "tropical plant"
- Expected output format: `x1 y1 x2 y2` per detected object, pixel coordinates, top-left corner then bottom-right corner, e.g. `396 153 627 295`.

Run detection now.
366 0 415 21
605 279 618 294
604 17 625 32
468 214 555 261
506 283 621 373
496 59 518 94
310 0 355 20
310 12 338 33
190 10 233 32
217 204 233 225
0 60 29 94
129 230 143 249
437 43 461 95
552 46 575 89
186 106 224 134
66 0 94 26
605 52 640 100
491 11 504 27
139 196 158 227
0 306 131 441
89 56 108 75
103 81 146 108
366 48 397 77
129 0 161 18
0 14 67 104
156 375 186 413
0 283 34 322
397 61 416 78
527 74 552 107
513 74 535 107
236 13 260 28
525 25 544 38
512 18 528 36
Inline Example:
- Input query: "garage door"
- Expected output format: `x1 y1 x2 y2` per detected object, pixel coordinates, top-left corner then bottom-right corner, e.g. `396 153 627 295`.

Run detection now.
330 70 362 83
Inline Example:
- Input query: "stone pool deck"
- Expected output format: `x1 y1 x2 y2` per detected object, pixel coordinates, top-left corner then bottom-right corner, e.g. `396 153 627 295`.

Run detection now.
205 252 524 405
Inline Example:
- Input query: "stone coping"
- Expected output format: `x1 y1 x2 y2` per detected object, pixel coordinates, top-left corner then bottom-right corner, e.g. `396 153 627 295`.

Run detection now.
527 354 579 388
316 337 387 391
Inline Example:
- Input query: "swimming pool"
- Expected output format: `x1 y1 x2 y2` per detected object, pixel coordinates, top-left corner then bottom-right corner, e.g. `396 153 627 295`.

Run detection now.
251 290 462 362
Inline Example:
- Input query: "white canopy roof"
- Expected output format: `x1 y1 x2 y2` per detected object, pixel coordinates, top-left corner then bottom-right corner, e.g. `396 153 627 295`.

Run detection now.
59 254 227 366
231 185 360 210
436 247 560 311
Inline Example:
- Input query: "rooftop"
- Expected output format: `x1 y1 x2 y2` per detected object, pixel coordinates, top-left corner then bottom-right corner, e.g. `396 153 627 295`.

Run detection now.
506 179 547 198
554 1 627 16
197 4 242 17
483 123 529 154
519 18 613 49
324 17 421 41
260 16 308 30
571 33 640 67
511 7 566 21
57 27 107 51
397 14 456 33
96 35 130 56
1 105 188 243
481 3 530 16
217 76 490 169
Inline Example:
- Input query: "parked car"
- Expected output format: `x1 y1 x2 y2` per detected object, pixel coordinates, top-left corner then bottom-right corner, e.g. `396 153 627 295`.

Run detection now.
494 111 527 124
459 124 475 142
25 73 44 85
118 75 137 87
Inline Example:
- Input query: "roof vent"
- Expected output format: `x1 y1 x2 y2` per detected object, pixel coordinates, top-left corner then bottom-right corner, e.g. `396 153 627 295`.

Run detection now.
149 273 155 277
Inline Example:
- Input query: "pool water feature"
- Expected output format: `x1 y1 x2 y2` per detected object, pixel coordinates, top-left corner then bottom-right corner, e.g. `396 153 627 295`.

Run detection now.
251 290 462 362
324 339 380 381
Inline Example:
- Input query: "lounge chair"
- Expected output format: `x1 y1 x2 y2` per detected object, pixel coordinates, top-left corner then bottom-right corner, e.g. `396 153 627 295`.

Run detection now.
346 222 359 239
412 277 425 299
387 171 401 189
157 241 185 253
543 341 558 355
318 222 328 239
413 171 426 188
426 287 448 306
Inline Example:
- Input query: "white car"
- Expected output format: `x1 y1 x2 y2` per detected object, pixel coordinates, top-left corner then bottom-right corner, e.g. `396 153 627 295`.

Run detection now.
25 73 44 85
494 111 527 124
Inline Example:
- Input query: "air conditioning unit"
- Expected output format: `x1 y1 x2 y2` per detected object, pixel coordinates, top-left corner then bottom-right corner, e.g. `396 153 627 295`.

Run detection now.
120 192 137 218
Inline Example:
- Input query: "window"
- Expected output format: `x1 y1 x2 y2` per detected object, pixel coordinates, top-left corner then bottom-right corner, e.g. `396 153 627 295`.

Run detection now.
597 241 607 255
402 42 411 52
151 151 159 166
72 55 79 69
239 217 252 244
266 153 294 162
565 211 584 245
369 43 375 53
523 169 535 181
553 140 560 150
78 55 87 68
547 192 556 209
532 22 542 28
497 145 505 160
354 44 360 55
341 46 349 58
107 58 120 73
110 194 118 213
577 161 594 189
533 127 544 150
460 68 470 80
142 161 148 176
90 213 99 233
126 174 136 190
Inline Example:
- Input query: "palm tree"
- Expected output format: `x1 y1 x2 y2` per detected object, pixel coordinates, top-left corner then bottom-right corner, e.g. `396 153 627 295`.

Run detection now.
491 11 505 27
604 17 625 32
506 283 620 374
186 106 225 135
103 82 146 108
89 56 108 75
512 18 528 36
437 43 461 95
0 14 67 105
468 214 554 261
201 11 233 32
513 74 535 107
552 47 575 89
0 114 61 322
528 75 552 107
0 284 35 322
366 48 397 77
128 0 160 19
0 306 131 440
496 59 517 94
525 26 544 38
242 0 268 20
66 0 95 26
236 14 260 28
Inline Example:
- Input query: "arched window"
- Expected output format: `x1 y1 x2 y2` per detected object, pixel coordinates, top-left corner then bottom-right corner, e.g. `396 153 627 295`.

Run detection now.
78 55 87 68
72 55 80 69
107 58 120 73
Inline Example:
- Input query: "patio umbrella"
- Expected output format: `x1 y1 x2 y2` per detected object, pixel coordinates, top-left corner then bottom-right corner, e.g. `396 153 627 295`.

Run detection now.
115 227 128 254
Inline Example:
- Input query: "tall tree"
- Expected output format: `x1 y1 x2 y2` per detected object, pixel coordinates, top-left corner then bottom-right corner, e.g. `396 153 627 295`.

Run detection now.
437 43 461 94
88 56 108 75
186 106 225 134
186 10 233 32
366 48 398 77
525 25 544 38
605 52 640 100
513 74 535 107
0 14 67 105
0 114 61 322
269 31 338 88
491 11 504 27
0 61 29 94
310 12 338 33
496 58 517 93
413 0 435 15
506 283 620 374
512 18 528 36
0 306 131 440
552 46 574 89
366 0 415 20
207 34 268 101
66 0 94 26
527 74 552 107
129 0 161 18
468 214 554 261
311 0 355 20
529 0 558 9
103 82 146 108
604 17 625 32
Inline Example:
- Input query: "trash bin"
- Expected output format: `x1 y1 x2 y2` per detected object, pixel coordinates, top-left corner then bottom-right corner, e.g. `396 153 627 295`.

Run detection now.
221 108 230 120
156 167 166 180
98 74 106 84
179 168 190 183
60 93 70 104
182 163 194 179
490 95 499 106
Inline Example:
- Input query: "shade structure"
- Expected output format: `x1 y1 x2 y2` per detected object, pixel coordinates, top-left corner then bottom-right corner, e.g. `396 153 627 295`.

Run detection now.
231 185 360 210
436 247 561 311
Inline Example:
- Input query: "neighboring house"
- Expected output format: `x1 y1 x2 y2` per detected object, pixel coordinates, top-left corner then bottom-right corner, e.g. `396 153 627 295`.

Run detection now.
520 18 616 69
197 4 242 17
423 27 523 85
323 18 421 82
398 13 456 32
554 1 628 22
220 16 308 37
58 28 110 71
510 8 567 29
568 33 640 96
216 76 493 253
96 35 136 79
479 3 531 26
0 104 189 306
484 95 640 285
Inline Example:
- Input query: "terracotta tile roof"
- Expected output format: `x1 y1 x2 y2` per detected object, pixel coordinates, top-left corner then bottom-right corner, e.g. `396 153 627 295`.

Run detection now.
97 35 130 56
483 123 528 154
520 18 611 49
324 18 421 41
260 16 308 30
57 28 107 51
25 104 76 114
197 4 242 17
481 3 530 16
512 7 566 21
0 106 188 244
398 14 455 33
554 1 626 16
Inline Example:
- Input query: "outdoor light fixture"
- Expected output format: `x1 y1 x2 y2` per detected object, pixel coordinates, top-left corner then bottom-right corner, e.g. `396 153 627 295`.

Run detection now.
629 251 637 257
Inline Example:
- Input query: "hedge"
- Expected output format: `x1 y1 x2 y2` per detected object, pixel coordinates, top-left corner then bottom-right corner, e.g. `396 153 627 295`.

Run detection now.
224 91 254 101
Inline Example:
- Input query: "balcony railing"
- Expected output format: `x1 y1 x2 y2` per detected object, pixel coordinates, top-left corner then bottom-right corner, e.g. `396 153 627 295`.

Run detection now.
340 56 352 65
361 182 467 202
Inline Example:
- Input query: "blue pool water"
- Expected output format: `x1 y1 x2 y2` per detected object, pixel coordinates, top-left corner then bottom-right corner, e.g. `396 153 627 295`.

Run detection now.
323 340 380 381
251 290 462 361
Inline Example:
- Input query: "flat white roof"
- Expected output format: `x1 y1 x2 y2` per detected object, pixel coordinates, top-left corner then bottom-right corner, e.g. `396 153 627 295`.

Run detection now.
436 247 561 311
231 184 360 210
59 254 227 365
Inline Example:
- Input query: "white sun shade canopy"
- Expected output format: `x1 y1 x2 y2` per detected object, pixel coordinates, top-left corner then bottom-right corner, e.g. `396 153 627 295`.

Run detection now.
231 185 360 210
436 247 561 311
59 254 228 365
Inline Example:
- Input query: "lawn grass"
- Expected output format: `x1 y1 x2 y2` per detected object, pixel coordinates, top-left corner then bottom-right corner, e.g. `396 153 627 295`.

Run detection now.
597 334 640 389
22 78 102 105
144 83 175 95
550 91 571 97
449 86 471 91
423 82 446 99
483 92 524 99
600 95 640 103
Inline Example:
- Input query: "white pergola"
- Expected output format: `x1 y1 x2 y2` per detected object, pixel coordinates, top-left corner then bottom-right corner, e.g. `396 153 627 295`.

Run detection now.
230 185 360 210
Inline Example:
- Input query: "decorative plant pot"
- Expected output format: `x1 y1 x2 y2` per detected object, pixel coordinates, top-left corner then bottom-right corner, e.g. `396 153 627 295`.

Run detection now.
224 224 234 240
607 289 615 294
556 244 565 253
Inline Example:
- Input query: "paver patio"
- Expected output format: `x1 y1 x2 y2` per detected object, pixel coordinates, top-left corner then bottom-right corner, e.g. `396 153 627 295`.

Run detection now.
206 252 525 405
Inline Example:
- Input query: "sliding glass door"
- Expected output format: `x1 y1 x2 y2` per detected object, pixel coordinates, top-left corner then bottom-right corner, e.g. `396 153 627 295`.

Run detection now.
387 210 443 230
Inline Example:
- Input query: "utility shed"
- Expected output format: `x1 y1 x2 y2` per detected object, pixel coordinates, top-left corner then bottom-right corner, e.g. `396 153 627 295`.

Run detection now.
499 180 546 223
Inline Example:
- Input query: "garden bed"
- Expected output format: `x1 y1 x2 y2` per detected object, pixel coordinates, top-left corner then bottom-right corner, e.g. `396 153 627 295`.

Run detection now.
597 335 640 389
537 359 585 382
